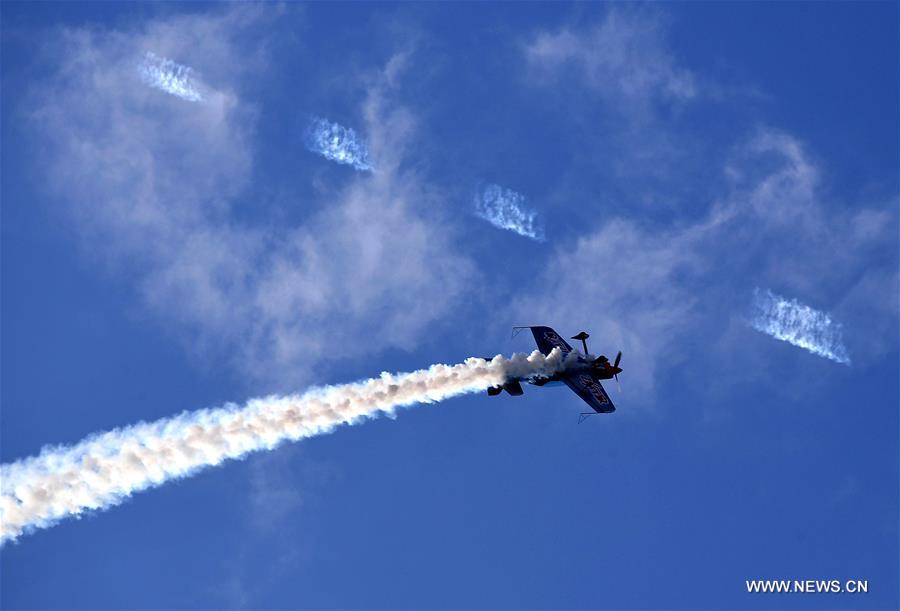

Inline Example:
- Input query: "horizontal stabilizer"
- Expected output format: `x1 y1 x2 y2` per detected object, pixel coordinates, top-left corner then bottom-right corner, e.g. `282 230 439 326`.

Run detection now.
486 380 524 396
503 380 524 396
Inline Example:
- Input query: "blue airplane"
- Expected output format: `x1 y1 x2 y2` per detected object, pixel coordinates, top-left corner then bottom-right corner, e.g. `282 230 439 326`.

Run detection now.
486 326 622 421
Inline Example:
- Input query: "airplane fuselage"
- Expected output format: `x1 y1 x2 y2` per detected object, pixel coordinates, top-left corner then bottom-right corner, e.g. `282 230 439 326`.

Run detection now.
485 326 622 413
525 353 621 385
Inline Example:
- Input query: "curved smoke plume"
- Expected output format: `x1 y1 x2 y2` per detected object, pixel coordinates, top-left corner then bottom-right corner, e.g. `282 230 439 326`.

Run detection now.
1 350 567 544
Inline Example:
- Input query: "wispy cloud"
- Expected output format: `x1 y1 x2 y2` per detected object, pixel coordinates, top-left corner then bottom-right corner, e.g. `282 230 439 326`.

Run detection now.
525 8 696 105
138 51 204 102
750 288 851 364
474 184 544 241
512 127 891 403
30 16 473 386
521 8 704 207
514 218 701 398
305 117 373 171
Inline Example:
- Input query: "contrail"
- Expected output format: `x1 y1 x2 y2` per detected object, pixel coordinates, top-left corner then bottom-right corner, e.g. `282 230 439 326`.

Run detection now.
0 350 567 544
137 51 205 102
474 184 544 241
750 288 851 364
304 117 373 171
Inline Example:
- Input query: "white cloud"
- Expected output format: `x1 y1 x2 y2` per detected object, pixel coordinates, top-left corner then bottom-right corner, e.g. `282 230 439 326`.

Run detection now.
723 129 821 230
22 5 895 406
521 7 707 208
514 218 701 399
749 288 851 364
514 127 895 403
29 8 473 386
525 8 696 105
246 447 306 533
719 129 897 304
474 184 544 241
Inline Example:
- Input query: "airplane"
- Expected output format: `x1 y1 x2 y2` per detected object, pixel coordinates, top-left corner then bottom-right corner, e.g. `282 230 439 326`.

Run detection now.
486 326 622 422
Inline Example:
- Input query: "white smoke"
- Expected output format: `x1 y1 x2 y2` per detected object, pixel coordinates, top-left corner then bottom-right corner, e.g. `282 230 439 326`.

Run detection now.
0 350 567 544
750 288 851 364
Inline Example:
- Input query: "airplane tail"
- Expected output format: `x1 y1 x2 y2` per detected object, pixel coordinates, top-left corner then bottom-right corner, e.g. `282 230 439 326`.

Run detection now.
503 380 524 396
527 326 573 356
486 380 524 396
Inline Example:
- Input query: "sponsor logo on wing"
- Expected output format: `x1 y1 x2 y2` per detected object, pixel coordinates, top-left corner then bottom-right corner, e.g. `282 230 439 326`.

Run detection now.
579 375 608 403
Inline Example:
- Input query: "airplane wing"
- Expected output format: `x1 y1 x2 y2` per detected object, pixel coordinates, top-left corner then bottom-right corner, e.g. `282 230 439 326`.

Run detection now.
528 326 573 356
562 372 616 413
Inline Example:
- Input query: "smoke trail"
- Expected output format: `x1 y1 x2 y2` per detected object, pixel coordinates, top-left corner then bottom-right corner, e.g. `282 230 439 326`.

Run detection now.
750 288 851 364
305 117 373 171
0 350 567 544
474 184 544 241
137 51 205 102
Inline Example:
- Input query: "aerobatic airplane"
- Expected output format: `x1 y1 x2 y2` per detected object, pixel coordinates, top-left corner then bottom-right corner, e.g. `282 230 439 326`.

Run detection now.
486 326 622 421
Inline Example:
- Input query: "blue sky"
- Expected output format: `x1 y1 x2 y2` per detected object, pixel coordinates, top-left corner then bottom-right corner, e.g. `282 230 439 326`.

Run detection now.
1 2 897 609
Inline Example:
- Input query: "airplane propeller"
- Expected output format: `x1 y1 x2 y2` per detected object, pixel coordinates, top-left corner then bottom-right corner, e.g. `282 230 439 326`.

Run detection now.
614 351 623 393
589 349 623 391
